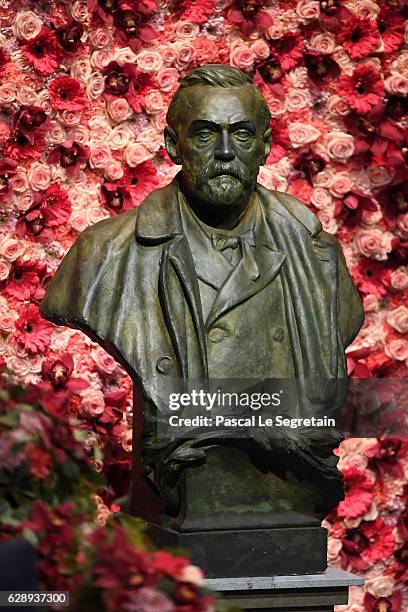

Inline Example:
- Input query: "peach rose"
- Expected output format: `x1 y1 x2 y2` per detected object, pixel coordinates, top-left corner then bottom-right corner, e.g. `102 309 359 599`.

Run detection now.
355 228 393 261
390 266 408 291
310 32 336 54
330 172 353 197
89 142 111 169
174 43 196 70
354 0 381 19
104 160 124 181
173 20 199 39
327 95 350 116
363 294 379 312
46 121 67 145
288 122 321 148
70 210 89 232
287 67 309 88
367 165 393 188
151 109 168 133
0 84 15 104
296 0 320 21
144 90 164 114
318 208 338 234
16 85 37 106
87 72 105 100
114 47 138 65
27 162 51 191
91 346 117 374
9 170 28 194
0 259 11 282
71 0 89 22
81 389 105 417
324 132 354 163
387 306 408 333
385 338 408 361
107 98 133 123
88 117 111 141
314 167 335 188
136 50 163 72
70 58 92 83
365 575 394 598
397 212 408 236
327 537 342 562
311 187 333 209
285 88 312 112
230 45 255 71
157 67 179 93
91 49 113 71
385 74 408 96
160 45 177 66
0 311 16 335
13 11 42 41
58 110 82 127
125 143 152 167
36 90 53 114
250 39 270 60
14 192 33 212
87 207 109 225
267 21 284 39
89 28 113 49
108 125 132 150
68 125 89 145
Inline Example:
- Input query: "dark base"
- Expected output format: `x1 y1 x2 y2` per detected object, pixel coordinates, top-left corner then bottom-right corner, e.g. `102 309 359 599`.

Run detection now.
146 523 327 578
205 569 364 611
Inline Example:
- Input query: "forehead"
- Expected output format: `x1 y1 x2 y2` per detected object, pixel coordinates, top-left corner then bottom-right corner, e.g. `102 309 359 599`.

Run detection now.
180 85 261 127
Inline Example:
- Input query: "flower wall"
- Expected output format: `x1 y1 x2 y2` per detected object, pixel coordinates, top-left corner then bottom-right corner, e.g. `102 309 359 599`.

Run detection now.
0 0 407 609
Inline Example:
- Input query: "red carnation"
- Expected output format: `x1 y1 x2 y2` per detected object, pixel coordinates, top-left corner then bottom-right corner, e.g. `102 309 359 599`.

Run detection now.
4 260 46 301
269 33 304 73
179 0 215 24
14 304 53 354
49 76 86 111
337 15 380 59
227 1 273 37
338 64 384 115
336 465 374 519
16 184 72 239
27 446 52 480
21 28 60 75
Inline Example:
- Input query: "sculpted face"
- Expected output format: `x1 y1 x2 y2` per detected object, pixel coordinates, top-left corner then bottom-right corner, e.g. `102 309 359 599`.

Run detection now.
165 85 271 216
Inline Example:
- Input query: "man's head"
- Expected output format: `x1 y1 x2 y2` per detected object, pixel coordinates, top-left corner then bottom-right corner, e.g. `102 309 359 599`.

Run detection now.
165 64 271 215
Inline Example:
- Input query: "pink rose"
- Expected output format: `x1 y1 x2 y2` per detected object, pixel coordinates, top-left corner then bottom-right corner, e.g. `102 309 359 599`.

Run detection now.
390 266 408 291
354 228 393 261
87 73 105 100
363 294 379 312
68 125 89 145
314 167 335 188
288 122 321 148
267 22 284 39
36 90 53 114
296 0 320 21
361 204 382 225
108 126 132 150
0 84 15 104
89 143 111 169
87 207 108 225
136 50 163 73
285 88 312 112
367 165 393 188
114 48 137 65
384 74 408 96
152 110 168 132
70 211 89 232
174 21 200 39
327 537 342 562
250 39 270 60
13 11 42 40
121 428 133 452
0 259 11 282
387 306 408 333
325 132 354 163
157 68 179 93
177 565 204 586
0 311 15 335
330 172 353 197
46 121 67 145
174 43 196 70
317 208 338 234
365 575 394 599
27 162 51 191
91 346 117 374
266 96 285 118
0 237 25 262
385 338 408 361
125 143 151 167
310 32 336 54
59 109 82 127
9 171 29 194
354 0 381 19
104 160 124 181
81 389 105 417
144 90 164 114
230 45 255 71
16 85 37 106
160 46 177 65
107 98 133 122
89 28 113 49
327 95 350 116
70 58 92 83
71 0 89 23
311 187 333 209
91 49 113 71
397 212 408 236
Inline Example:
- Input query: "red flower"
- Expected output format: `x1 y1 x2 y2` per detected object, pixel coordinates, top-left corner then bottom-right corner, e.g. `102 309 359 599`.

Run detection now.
14 304 53 354
352 259 391 297
42 353 89 393
227 1 273 37
0 158 18 204
16 184 72 239
152 551 189 579
49 76 86 111
367 437 408 479
338 64 384 115
4 260 46 300
113 1 157 53
54 21 84 54
304 51 341 83
337 15 380 59
336 465 374 519
179 0 215 24
269 33 304 72
102 62 154 113
341 519 395 570
364 590 402 612
378 5 405 54
21 28 60 75
377 180 408 231
47 139 89 175
127 160 160 206
4 108 47 161
27 446 52 480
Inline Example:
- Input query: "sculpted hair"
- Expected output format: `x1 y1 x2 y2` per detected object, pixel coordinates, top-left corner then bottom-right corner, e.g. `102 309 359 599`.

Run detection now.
166 64 271 132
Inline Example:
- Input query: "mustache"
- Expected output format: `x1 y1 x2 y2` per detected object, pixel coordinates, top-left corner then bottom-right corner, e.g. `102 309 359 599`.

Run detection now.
199 162 251 184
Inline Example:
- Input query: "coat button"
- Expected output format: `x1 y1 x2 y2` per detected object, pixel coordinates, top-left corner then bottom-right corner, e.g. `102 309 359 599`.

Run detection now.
208 328 225 343
156 355 174 374
272 326 284 342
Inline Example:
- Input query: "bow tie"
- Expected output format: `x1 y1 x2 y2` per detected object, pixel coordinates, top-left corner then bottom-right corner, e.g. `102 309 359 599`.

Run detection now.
211 229 260 281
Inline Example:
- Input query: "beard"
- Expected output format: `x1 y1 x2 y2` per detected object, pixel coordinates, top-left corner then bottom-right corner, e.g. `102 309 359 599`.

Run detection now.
183 161 256 208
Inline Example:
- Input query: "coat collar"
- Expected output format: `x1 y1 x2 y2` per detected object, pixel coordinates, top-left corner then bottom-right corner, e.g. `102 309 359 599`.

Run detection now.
135 174 323 244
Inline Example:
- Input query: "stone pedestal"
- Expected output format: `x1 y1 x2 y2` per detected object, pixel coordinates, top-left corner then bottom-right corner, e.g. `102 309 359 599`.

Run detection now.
205 567 364 611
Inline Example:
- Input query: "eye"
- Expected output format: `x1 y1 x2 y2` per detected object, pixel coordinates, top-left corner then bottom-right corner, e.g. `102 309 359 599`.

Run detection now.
195 130 215 142
233 129 252 141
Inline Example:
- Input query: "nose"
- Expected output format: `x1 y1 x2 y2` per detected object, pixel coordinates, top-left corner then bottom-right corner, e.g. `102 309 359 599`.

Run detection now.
214 130 235 162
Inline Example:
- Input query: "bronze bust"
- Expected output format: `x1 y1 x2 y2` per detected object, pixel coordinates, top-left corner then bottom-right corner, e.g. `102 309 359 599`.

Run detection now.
40 64 364 577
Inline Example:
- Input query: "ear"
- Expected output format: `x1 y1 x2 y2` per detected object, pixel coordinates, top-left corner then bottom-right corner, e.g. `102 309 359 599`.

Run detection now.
260 127 272 165
164 126 181 165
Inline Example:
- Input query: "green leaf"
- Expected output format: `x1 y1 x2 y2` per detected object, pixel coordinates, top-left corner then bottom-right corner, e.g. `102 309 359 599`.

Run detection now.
22 528 39 547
